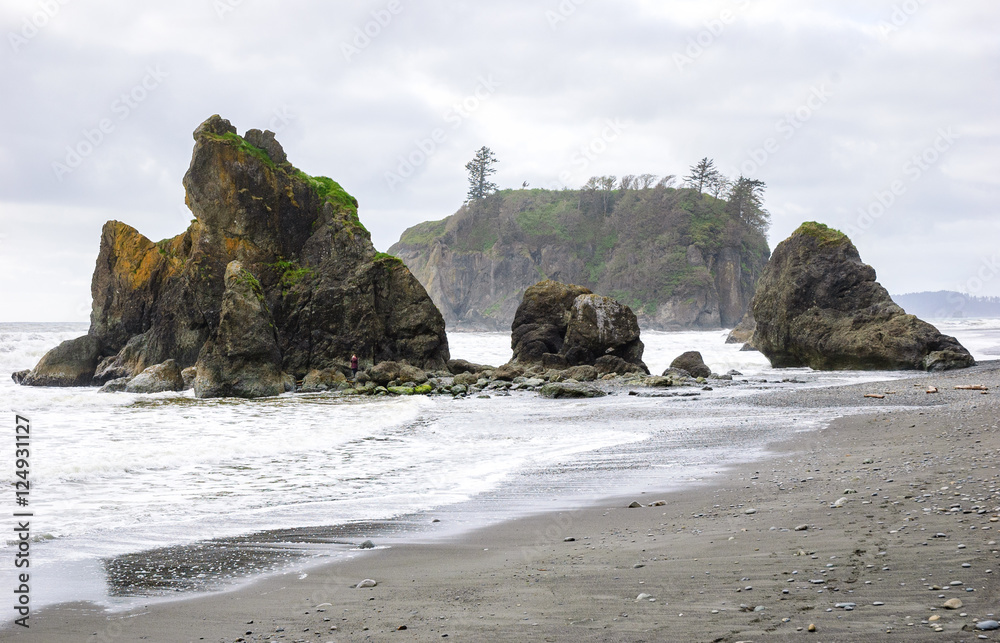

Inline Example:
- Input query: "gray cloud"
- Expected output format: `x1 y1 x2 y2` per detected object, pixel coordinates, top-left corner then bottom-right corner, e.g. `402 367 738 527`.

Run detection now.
2 0 998 321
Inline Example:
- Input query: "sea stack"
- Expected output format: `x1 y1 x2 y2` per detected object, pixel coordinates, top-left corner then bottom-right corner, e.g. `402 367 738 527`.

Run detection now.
509 280 648 373
750 222 974 371
16 115 449 393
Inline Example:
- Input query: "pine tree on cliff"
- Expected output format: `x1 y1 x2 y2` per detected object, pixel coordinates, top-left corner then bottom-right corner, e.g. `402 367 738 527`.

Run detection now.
465 146 499 202
684 157 721 194
727 175 770 234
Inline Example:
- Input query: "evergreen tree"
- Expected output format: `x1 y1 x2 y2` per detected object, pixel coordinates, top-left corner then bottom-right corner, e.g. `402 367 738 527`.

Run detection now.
684 157 720 194
709 174 731 199
727 175 770 234
465 146 499 201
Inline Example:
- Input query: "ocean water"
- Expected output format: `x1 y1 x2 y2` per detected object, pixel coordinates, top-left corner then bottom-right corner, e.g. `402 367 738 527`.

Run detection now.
1 319 997 616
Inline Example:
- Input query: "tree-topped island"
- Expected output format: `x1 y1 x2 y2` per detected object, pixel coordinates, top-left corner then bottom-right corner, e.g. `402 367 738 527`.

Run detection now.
390 158 771 331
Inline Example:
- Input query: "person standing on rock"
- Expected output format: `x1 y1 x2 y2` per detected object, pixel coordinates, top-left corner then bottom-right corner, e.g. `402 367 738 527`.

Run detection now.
350 354 359 380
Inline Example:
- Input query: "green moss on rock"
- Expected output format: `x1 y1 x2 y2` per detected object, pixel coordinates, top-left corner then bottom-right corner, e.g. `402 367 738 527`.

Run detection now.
374 252 404 267
202 131 278 170
795 221 847 245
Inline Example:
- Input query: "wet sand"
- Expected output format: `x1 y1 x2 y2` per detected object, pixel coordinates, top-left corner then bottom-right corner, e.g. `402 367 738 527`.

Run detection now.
5 363 1000 642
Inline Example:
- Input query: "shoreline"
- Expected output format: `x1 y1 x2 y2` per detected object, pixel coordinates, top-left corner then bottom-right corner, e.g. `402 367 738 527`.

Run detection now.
5 363 1000 641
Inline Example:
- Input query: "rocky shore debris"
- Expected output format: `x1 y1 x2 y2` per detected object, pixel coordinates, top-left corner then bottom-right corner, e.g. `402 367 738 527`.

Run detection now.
124 359 185 393
668 351 711 378
747 222 975 371
538 382 606 398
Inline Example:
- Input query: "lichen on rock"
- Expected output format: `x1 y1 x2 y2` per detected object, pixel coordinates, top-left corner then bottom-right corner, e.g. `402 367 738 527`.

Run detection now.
17 115 450 393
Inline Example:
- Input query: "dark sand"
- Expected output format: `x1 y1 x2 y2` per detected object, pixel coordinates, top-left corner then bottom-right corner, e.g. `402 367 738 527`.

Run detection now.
5 364 1000 642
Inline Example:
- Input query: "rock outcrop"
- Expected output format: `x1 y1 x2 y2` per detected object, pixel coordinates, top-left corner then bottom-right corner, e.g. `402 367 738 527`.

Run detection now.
725 309 756 346
18 115 450 392
125 359 185 394
366 361 430 387
510 280 648 373
389 188 770 331
17 335 102 387
668 351 711 378
301 368 347 392
510 280 592 365
751 222 975 371
194 262 289 398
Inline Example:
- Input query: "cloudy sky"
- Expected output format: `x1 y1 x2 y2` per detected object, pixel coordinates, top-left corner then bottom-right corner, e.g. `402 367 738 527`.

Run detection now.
1 0 997 321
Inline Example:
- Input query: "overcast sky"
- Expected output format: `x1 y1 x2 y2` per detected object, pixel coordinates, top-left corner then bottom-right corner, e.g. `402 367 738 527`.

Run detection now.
1 0 998 321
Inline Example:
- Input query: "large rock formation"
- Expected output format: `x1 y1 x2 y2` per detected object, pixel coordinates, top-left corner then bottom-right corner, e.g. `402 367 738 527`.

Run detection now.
194 261 289 398
751 222 975 371
510 280 648 373
17 115 449 391
389 187 769 331
510 280 592 364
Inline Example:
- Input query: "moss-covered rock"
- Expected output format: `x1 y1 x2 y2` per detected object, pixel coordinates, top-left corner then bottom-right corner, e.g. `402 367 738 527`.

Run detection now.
19 115 450 390
367 361 429 386
751 222 975 371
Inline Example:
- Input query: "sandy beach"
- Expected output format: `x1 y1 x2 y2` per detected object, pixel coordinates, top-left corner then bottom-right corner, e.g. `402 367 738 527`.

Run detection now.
6 362 1000 642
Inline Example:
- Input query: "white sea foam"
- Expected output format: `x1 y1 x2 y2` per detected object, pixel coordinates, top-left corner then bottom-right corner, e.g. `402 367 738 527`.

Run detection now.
1 320 997 615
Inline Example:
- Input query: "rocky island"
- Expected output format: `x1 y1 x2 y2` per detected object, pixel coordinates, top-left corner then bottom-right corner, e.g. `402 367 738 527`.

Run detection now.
15 115 450 396
738 221 975 371
389 183 770 331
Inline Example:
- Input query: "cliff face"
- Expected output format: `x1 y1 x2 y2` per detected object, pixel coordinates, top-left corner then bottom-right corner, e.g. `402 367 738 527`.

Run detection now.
389 187 769 331
25 115 448 387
